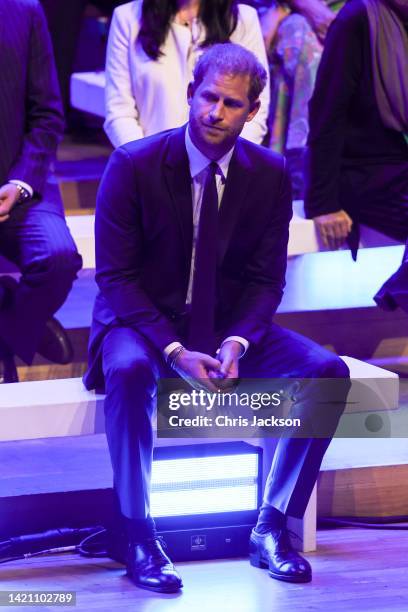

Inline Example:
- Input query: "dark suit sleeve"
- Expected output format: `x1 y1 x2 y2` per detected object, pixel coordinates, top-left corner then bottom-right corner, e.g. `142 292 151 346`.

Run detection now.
222 158 292 346
7 1 64 195
95 147 180 353
304 5 364 217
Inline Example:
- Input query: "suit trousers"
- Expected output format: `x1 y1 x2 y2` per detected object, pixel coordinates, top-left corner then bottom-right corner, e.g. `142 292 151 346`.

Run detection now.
0 198 82 363
101 323 351 521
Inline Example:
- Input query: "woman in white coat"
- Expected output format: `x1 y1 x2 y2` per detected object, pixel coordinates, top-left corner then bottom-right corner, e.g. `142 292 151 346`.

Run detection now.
104 0 270 147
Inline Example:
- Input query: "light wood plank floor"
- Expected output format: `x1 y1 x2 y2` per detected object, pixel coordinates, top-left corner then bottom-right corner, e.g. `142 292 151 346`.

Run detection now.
1 527 408 612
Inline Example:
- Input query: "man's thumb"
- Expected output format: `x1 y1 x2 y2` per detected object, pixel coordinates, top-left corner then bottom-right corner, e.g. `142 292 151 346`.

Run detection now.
220 357 231 376
202 355 221 371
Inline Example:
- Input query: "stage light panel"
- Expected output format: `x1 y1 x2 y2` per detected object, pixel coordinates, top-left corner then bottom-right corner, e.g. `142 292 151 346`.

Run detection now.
150 447 260 518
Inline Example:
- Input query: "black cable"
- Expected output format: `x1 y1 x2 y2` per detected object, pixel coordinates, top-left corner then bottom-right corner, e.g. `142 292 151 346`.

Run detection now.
0 527 106 565
77 528 108 558
0 528 113 565
0 545 77 565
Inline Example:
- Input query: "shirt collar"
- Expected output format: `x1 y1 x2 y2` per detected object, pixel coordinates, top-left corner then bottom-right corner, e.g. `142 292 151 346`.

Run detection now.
185 124 235 181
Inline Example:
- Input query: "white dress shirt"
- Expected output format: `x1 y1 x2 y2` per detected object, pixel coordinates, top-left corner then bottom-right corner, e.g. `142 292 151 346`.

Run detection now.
104 1 270 148
8 180 33 198
164 127 249 360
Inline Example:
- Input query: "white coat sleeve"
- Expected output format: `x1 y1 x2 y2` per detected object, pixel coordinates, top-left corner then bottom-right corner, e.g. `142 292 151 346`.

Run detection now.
104 8 144 147
235 5 270 145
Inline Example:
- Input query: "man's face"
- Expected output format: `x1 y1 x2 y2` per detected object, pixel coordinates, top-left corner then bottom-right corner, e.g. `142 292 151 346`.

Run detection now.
187 69 260 159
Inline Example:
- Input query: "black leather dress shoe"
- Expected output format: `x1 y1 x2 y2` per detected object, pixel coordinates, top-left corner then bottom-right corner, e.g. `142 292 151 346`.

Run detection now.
249 529 312 583
36 317 73 364
127 537 183 593
0 352 18 383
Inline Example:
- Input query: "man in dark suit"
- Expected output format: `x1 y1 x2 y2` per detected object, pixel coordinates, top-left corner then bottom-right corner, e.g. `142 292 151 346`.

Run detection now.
0 0 83 382
84 43 350 592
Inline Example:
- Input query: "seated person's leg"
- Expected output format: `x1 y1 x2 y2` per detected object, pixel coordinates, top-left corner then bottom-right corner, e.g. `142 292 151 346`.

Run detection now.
102 326 162 528
101 325 182 592
0 199 82 372
240 324 350 582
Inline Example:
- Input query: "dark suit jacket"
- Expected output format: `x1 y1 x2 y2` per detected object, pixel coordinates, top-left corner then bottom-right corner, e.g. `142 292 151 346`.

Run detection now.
0 0 64 198
304 0 408 239
84 126 292 390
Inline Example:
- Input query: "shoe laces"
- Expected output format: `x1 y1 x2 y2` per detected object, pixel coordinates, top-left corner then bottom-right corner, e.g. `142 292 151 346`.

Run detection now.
271 528 302 552
286 529 302 544
153 535 167 549
144 535 168 560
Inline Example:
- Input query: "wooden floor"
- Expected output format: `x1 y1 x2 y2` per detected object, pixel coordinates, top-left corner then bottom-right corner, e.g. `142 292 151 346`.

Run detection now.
1 527 407 611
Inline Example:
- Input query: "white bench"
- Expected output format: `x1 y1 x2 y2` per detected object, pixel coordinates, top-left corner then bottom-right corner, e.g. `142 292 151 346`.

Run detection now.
0 356 398 442
65 209 318 268
65 196 397 270
70 71 106 119
0 357 399 552
66 215 96 269
289 201 400 252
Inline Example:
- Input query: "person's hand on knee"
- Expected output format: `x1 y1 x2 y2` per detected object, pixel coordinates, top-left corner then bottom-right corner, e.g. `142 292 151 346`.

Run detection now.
0 183 20 222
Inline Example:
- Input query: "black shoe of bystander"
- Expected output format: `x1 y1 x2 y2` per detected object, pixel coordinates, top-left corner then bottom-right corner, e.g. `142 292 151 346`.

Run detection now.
36 317 74 364
0 351 18 383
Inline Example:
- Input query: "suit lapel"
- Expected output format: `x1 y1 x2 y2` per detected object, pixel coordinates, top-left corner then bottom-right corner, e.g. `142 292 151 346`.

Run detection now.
164 126 194 265
163 131 254 268
218 139 253 264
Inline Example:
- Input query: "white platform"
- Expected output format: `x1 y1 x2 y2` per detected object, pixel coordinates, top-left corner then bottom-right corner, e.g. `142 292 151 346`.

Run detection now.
288 201 318 256
65 209 317 268
70 71 106 118
0 357 398 442
322 437 408 471
66 215 95 269
64 187 396 268
289 201 399 254
0 357 399 554
66 211 398 267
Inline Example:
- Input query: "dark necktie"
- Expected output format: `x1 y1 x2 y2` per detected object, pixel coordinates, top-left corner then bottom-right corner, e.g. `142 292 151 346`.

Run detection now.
188 161 219 354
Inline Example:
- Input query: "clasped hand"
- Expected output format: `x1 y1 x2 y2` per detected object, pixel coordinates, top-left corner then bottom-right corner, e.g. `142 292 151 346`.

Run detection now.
172 340 242 393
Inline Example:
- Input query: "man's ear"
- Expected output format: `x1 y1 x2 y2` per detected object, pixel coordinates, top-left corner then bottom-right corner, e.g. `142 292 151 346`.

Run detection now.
246 99 261 122
187 82 195 106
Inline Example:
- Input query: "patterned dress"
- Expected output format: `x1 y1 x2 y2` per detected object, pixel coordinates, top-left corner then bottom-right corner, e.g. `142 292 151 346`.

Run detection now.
246 0 345 196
